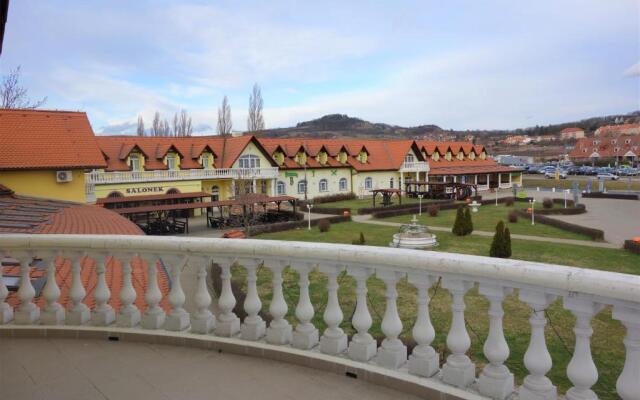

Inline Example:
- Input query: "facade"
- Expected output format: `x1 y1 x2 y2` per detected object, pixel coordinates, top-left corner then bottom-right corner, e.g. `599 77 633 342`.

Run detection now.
569 134 640 164
559 127 585 140
594 123 640 137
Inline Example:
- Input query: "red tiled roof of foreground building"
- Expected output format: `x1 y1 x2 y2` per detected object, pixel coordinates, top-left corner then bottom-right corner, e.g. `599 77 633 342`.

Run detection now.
0 109 107 170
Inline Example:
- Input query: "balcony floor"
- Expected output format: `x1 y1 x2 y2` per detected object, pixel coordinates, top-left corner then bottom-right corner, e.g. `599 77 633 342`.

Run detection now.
0 337 421 400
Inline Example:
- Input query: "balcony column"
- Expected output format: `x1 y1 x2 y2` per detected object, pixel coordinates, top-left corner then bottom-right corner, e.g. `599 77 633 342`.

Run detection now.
319 264 347 354
0 254 13 324
291 262 319 350
376 270 407 369
66 253 90 325
215 260 240 336
519 289 558 400
441 278 475 388
116 254 141 327
408 273 439 377
564 295 603 400
399 173 404 194
266 261 292 344
191 257 215 334
164 256 190 331
347 266 376 362
141 254 165 329
478 284 514 399
41 254 65 325
613 305 640 400
91 253 115 326
271 179 276 196
241 259 265 340
14 254 40 324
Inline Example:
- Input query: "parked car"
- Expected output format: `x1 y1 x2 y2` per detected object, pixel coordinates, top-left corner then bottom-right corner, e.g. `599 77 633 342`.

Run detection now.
597 173 620 181
545 170 567 179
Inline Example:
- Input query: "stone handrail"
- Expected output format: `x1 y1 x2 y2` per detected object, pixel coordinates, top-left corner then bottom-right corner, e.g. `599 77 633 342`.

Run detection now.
400 161 430 172
86 167 279 184
1 234 639 400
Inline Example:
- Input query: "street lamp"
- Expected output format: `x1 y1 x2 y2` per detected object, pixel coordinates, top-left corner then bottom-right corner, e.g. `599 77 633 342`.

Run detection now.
564 189 569 208
529 199 536 225
418 194 424 215
495 186 499 206
306 203 314 230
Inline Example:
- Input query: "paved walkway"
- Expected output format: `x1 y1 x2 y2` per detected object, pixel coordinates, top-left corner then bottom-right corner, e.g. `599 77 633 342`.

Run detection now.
351 214 619 249
0 338 421 400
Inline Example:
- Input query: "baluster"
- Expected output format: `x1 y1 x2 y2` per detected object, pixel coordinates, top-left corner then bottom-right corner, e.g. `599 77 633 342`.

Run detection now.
191 257 215 334
66 253 90 325
141 254 165 329
214 260 240 336
408 272 439 377
478 284 514 399
116 254 141 327
564 295 603 400
0 253 13 324
164 256 190 331
91 253 115 326
519 289 558 400
41 253 64 325
347 265 376 361
376 270 407 369
240 259 265 340
14 254 40 324
441 278 474 388
319 264 347 354
266 261 292 345
613 305 640 400
291 262 318 350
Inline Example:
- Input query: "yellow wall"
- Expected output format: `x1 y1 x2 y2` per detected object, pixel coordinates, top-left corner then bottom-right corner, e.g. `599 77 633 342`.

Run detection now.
277 168 351 199
94 180 202 200
201 179 233 200
353 171 400 196
0 169 87 202
231 142 272 169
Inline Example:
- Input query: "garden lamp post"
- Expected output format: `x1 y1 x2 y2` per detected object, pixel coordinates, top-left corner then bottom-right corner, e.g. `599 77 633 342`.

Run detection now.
306 203 313 230
564 189 568 208
418 194 424 215
495 186 499 206
530 199 536 225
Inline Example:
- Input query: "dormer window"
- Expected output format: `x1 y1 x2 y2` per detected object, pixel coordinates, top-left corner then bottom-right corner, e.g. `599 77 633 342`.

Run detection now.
239 154 260 169
479 151 487 160
469 151 476 160
201 153 213 169
445 151 452 161
129 154 142 171
615 147 620 153
317 151 328 165
457 152 464 160
612 139 617 144
625 139 631 144
272 151 285 166
166 155 178 170
295 151 307 166
337 151 348 164
404 154 415 163
431 152 440 161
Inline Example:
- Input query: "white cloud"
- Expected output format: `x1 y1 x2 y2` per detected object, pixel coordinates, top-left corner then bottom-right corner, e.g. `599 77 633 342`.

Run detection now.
624 62 640 77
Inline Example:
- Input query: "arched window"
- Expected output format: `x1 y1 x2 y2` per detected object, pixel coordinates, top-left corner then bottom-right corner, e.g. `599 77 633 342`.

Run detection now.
319 179 328 192
339 178 347 191
364 177 373 190
389 178 394 188
297 180 307 194
167 188 180 195
107 191 124 198
276 181 286 195
239 154 260 169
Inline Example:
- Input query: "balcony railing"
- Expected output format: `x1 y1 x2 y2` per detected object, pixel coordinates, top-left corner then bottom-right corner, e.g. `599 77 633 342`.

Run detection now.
86 167 279 185
400 161 430 172
0 234 638 400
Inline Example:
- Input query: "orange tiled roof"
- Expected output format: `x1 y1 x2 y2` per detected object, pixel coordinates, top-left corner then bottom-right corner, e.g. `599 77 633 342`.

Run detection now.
595 123 640 136
569 134 640 159
560 127 584 133
0 109 107 170
428 159 518 175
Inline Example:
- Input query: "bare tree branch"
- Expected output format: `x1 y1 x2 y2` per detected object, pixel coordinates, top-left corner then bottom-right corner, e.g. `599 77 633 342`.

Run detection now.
217 96 232 136
247 83 264 132
136 115 145 136
152 111 162 137
1 66 47 109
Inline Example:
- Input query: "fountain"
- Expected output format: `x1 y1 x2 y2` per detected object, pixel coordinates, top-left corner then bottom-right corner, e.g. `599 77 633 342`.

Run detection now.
389 215 438 249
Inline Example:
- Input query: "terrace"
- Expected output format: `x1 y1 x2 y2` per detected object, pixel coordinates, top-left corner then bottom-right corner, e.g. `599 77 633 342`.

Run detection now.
0 234 638 400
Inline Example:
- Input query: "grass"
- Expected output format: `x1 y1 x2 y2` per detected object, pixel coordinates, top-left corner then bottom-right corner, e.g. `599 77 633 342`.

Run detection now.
381 201 592 241
246 221 640 399
523 176 640 191
315 196 421 214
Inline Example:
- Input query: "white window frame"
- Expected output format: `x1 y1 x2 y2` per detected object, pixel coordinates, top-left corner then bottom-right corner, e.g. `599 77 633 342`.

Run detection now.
202 155 210 169
389 178 394 188
130 154 141 171
239 154 261 169
339 178 347 191
364 177 373 190
167 156 177 170
319 179 328 192
297 180 307 194
404 154 415 163
276 181 286 195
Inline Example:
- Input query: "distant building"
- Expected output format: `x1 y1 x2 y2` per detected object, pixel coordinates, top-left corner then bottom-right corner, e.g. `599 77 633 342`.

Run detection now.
494 155 534 166
569 134 639 165
533 135 556 143
594 123 640 137
502 135 531 145
559 127 585 140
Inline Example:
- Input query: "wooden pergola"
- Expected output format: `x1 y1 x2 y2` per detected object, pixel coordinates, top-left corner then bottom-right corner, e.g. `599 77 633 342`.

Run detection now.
97 191 211 210
404 180 477 200
371 188 402 208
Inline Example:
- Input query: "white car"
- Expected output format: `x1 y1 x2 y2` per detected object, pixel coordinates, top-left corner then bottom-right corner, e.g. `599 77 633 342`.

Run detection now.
544 170 567 179
597 173 619 181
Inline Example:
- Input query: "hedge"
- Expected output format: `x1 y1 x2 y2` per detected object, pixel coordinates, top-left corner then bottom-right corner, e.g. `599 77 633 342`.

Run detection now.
514 210 604 241
371 201 458 219
623 240 640 254
308 207 351 215
357 199 453 215
312 192 357 204
582 192 639 200
246 214 351 236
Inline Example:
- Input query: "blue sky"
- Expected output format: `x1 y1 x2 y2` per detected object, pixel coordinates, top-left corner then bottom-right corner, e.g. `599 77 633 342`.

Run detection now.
1 0 638 133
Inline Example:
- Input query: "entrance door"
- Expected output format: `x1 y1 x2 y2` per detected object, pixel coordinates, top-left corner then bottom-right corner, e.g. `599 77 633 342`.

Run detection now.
211 185 220 201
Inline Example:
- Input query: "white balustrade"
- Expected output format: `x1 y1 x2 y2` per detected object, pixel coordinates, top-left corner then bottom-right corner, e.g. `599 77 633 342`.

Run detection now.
0 235 639 400
86 167 279 185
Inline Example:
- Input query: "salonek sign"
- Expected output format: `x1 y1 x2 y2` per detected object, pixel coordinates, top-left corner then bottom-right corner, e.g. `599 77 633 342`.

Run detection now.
126 186 164 194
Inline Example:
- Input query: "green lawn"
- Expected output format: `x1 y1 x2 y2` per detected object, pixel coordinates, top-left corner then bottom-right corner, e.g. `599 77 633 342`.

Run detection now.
315 196 421 214
248 222 640 399
523 176 640 191
381 201 592 241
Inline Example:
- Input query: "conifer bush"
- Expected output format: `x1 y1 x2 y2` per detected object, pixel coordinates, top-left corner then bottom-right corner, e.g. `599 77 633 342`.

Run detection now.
463 207 474 234
490 220 511 258
352 232 366 245
508 210 519 223
452 206 466 236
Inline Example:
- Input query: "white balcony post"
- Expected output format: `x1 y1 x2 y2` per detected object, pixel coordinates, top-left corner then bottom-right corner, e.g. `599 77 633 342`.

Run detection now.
347 266 376 362
519 289 558 400
291 262 319 350
41 254 64 325
564 295 603 400
478 284 514 399
613 305 640 400
319 264 347 355
0 254 13 324
91 253 115 326
14 254 40 324
215 260 240 337
240 259 265 340
266 261 292 345
141 254 165 330
191 257 215 334
376 270 407 369
116 254 141 327
408 272 439 377
66 253 90 325
164 256 190 331
441 278 475 388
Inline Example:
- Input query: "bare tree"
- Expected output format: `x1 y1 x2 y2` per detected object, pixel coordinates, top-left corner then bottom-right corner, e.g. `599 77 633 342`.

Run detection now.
136 115 145 136
247 83 264 132
217 96 232 136
151 111 162 136
177 109 192 137
172 113 179 137
1 66 47 109
162 119 171 137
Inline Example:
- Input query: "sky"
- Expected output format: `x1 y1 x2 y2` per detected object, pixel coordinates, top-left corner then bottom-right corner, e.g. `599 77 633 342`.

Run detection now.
1 0 639 134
